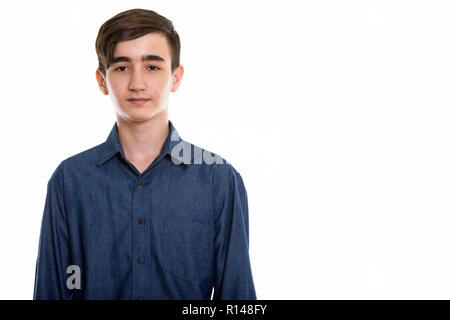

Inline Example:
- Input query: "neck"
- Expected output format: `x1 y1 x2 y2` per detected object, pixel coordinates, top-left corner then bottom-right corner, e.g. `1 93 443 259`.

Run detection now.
116 110 170 165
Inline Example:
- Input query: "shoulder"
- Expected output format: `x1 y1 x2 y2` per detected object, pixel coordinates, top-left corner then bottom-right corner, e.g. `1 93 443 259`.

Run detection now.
182 139 243 181
60 142 105 170
188 142 246 198
47 142 105 188
199 145 248 219
176 137 246 192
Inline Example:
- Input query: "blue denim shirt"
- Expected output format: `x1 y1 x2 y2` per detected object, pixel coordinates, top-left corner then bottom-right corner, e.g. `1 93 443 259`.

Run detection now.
33 120 256 300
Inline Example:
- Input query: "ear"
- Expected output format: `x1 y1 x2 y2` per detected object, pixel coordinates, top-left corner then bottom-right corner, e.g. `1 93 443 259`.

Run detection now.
95 69 108 95
170 64 184 93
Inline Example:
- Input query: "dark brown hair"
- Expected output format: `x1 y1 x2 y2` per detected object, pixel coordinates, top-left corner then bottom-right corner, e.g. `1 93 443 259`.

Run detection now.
95 8 180 76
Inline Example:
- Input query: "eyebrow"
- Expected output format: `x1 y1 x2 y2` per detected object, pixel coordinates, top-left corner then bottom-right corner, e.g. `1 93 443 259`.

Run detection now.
111 55 165 64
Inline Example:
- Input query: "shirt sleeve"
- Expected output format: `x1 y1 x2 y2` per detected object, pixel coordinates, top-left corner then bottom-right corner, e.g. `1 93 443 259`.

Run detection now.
33 168 72 300
212 167 257 300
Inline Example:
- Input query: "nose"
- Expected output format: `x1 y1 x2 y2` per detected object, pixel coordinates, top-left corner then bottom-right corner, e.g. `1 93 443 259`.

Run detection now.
128 69 146 91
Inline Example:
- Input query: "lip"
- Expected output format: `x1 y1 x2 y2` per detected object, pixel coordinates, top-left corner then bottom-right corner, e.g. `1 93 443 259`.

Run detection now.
128 98 149 105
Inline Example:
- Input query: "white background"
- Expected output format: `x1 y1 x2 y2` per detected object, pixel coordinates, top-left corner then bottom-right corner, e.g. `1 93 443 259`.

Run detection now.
1 0 450 299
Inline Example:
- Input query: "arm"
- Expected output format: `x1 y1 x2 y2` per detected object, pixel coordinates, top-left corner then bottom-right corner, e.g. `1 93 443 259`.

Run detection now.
212 168 256 300
33 167 72 299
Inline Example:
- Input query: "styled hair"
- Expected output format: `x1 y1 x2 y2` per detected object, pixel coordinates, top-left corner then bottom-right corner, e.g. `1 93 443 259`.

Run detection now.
95 8 180 76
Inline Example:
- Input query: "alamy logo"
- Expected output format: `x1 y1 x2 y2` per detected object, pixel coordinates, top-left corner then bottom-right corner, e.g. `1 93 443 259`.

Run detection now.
66 265 81 290
170 130 226 165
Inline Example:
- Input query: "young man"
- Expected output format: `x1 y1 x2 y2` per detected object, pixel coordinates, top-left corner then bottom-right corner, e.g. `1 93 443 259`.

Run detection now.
33 8 256 300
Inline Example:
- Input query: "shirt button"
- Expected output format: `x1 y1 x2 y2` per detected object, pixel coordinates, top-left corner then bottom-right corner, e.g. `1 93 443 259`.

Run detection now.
138 179 144 186
138 218 144 225
137 257 144 264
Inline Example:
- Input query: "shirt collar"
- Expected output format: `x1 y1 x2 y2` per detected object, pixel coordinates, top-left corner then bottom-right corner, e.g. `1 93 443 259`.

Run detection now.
97 120 186 167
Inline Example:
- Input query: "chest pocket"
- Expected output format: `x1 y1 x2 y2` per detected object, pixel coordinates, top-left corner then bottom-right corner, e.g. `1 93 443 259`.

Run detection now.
163 217 214 281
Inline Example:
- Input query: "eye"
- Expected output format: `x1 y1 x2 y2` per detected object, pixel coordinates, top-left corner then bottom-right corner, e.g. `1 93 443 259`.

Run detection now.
114 66 128 72
148 65 160 71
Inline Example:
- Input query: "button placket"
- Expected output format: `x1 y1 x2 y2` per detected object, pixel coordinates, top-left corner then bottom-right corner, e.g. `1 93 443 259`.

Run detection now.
132 176 149 299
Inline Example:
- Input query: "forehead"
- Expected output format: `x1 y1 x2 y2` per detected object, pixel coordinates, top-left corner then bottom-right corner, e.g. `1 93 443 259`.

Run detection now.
113 32 171 62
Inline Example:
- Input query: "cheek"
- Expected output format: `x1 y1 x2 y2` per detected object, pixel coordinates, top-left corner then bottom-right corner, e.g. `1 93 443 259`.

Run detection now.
157 77 173 95
149 82 169 99
106 82 124 107
109 83 126 100
107 75 124 91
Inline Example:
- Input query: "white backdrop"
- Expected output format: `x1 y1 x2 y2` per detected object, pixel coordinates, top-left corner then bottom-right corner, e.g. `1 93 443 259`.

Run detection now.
1 0 450 299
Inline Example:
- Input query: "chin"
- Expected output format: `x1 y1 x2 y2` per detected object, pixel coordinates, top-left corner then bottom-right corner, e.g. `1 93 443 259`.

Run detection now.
120 108 163 123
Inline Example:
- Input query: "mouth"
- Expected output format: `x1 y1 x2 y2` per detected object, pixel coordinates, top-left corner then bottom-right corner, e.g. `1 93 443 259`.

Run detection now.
127 98 149 105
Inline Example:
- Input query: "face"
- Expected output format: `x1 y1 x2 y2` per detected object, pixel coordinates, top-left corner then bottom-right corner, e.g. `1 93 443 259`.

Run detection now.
96 32 184 123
